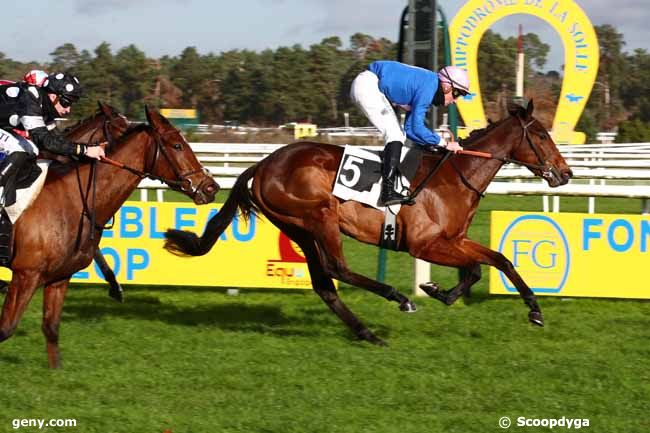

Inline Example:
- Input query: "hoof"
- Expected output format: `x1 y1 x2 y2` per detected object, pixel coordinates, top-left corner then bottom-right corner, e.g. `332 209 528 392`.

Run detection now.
109 285 124 303
359 329 387 346
419 282 440 297
529 311 544 327
399 300 417 313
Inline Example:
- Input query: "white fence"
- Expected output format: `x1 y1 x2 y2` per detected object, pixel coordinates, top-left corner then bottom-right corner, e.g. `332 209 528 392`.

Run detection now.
138 141 650 214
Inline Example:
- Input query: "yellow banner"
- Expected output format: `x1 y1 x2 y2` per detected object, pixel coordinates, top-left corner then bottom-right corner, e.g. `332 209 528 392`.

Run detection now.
160 108 197 119
490 211 650 299
450 0 599 144
1 202 314 289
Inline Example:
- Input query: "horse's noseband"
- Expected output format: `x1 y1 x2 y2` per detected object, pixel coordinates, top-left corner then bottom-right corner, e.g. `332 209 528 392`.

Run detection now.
144 130 209 199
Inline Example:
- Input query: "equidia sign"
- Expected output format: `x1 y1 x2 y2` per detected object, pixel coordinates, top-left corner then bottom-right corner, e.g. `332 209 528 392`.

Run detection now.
490 211 650 299
449 0 599 144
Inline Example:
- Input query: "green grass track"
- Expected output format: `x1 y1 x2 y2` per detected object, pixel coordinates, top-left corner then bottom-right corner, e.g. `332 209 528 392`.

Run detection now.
0 194 648 433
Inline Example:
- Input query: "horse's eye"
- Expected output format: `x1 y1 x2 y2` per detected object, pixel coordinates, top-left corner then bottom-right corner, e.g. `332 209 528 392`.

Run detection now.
173 143 183 150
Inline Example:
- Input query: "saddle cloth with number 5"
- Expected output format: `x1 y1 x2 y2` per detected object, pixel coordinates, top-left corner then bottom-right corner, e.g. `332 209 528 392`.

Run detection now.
332 144 422 211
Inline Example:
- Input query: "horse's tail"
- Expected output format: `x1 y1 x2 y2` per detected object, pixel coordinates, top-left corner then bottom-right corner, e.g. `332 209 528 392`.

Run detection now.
164 164 259 257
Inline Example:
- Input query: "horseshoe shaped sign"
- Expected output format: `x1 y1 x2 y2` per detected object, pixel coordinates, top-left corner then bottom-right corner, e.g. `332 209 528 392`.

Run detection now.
449 0 599 144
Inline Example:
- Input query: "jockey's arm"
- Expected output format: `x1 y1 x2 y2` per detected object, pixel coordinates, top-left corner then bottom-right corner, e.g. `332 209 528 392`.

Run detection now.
30 126 86 156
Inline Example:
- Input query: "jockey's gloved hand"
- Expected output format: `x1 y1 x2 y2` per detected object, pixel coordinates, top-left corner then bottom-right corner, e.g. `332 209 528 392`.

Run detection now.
84 145 105 160
445 141 463 153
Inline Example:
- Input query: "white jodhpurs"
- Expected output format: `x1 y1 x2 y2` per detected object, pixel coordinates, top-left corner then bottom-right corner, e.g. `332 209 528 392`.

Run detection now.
0 129 38 158
350 70 406 145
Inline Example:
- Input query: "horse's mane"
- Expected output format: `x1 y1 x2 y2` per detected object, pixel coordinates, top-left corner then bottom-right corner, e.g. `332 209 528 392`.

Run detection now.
61 109 104 134
460 116 512 148
47 122 152 177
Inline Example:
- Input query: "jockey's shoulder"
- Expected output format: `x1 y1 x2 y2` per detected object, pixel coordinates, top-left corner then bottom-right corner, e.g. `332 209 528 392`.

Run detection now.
0 81 44 103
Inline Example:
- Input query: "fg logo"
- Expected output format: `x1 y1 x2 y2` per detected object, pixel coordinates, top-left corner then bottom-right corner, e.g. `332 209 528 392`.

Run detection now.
497 215 570 293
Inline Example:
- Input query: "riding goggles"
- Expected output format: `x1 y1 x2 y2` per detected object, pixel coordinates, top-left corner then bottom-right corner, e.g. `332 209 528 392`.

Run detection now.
452 87 469 99
57 95 75 108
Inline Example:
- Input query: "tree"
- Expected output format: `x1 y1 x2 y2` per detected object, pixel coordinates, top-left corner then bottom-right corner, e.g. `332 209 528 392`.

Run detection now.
309 37 349 124
170 47 213 107
621 48 650 122
49 43 82 71
113 45 157 118
617 119 650 143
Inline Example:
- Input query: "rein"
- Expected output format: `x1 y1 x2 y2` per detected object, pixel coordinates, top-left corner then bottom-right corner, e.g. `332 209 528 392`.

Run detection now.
457 119 547 172
73 114 124 244
406 117 550 201
98 128 206 196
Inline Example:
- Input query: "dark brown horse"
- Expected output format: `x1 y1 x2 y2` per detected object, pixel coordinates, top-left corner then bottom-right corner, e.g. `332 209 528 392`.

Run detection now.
0 102 130 300
0 106 218 367
165 101 572 345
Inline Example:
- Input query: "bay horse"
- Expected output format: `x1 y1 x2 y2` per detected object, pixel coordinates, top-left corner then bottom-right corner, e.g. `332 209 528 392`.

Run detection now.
62 102 130 301
0 106 218 367
0 102 130 301
165 101 572 345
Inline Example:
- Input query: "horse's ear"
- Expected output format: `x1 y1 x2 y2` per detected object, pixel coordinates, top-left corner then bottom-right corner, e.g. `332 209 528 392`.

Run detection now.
526 99 535 117
507 102 521 117
146 105 173 130
144 105 156 126
97 101 110 116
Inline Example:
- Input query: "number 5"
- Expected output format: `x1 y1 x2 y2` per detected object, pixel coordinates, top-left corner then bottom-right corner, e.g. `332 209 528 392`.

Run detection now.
339 155 364 188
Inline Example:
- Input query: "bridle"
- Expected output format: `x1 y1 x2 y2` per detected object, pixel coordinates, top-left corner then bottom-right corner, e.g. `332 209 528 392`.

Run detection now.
99 126 209 197
74 118 208 243
406 115 554 201
500 117 552 176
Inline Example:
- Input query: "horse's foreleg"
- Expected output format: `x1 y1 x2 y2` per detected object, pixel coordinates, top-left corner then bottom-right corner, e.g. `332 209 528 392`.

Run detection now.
42 278 70 369
412 237 542 325
0 271 40 342
94 250 123 303
455 239 543 326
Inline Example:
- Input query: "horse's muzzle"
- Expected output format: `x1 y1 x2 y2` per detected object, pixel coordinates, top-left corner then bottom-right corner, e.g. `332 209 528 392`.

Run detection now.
544 166 572 187
193 177 219 204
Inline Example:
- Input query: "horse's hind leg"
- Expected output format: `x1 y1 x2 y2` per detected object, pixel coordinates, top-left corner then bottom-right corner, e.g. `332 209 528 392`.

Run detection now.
306 202 415 312
0 271 40 343
421 263 481 305
42 278 70 368
94 250 123 303
271 218 386 345
289 229 386 346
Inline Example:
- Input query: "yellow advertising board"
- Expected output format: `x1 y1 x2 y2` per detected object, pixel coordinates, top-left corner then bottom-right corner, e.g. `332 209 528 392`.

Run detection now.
490 211 650 299
449 0 599 144
0 202 314 289
160 108 197 119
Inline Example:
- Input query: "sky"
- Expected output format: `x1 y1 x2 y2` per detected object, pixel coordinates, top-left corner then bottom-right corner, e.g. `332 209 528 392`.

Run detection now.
3 0 648 71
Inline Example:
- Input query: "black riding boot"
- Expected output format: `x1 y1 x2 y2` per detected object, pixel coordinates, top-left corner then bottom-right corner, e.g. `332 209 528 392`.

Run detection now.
379 141 410 206
0 152 32 267
0 209 12 267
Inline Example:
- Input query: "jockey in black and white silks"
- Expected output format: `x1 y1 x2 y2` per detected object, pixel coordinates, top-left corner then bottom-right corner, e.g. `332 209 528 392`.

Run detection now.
0 72 105 264
0 72 107 203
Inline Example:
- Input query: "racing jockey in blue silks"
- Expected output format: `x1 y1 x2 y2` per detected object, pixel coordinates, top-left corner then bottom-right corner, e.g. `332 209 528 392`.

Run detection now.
350 60 470 206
